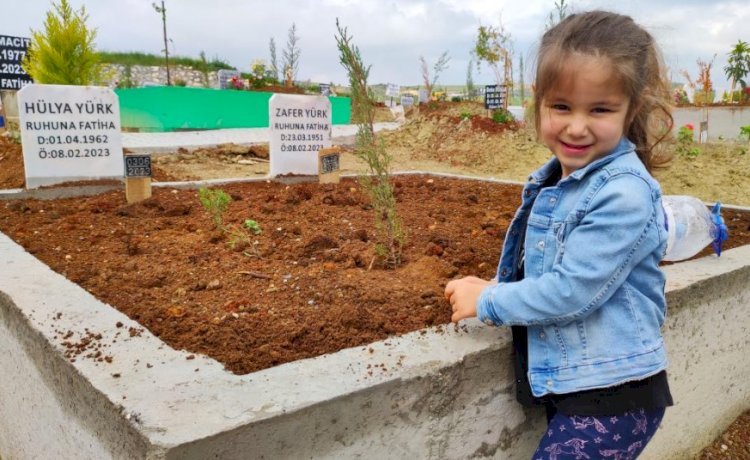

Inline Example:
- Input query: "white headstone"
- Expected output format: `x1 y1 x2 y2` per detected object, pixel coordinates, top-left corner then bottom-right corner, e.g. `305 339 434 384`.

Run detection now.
385 83 400 98
18 84 123 189
269 94 332 176
400 95 414 107
217 69 241 89
418 89 429 103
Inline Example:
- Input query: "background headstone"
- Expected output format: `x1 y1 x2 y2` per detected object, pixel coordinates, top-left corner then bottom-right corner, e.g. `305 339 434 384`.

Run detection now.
0 34 32 90
269 94 332 176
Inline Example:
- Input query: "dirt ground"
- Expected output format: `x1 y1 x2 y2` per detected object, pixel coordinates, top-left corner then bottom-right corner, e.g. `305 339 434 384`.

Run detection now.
1 102 749 457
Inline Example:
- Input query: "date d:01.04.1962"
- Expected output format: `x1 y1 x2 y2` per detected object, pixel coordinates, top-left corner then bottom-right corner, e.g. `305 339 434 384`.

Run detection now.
37 134 109 145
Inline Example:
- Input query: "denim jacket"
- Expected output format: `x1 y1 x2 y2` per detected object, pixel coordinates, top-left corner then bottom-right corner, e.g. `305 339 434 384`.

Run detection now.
477 138 669 397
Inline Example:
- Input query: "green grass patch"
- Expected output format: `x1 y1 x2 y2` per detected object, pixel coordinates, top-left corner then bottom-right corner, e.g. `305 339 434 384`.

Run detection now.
98 51 235 71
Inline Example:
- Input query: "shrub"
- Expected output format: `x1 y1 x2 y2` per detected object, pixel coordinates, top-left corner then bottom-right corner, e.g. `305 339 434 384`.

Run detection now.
23 0 103 85
492 109 513 124
676 124 700 158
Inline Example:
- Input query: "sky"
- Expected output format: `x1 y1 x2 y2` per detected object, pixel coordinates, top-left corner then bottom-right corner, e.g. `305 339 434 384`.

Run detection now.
1 0 749 92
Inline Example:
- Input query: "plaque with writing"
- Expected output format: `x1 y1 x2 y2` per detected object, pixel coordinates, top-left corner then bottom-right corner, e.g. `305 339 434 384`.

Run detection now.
320 152 339 173
124 155 152 178
318 147 341 184
0 34 32 90
484 85 506 110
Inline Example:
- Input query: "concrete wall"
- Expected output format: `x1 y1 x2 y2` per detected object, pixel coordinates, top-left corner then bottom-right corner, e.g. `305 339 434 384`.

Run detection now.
0 181 748 459
673 106 750 141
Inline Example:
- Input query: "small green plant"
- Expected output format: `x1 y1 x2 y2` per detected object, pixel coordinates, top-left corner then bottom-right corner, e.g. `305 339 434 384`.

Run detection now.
459 110 472 120
244 219 262 235
676 124 701 158
492 109 513 124
740 125 750 141
198 187 231 230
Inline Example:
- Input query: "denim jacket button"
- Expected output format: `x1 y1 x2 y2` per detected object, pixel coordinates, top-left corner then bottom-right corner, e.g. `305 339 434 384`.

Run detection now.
546 380 553 387
500 268 508 277
539 332 545 339
537 240 545 249
549 197 557 204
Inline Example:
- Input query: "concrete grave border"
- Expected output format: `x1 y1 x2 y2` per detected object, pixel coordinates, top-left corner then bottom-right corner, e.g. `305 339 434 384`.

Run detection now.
1 173 748 459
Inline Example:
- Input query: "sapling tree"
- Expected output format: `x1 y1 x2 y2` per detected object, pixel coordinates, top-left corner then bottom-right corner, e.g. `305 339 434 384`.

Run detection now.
198 51 210 88
269 37 279 82
152 1 171 85
466 59 475 99
419 51 450 99
695 55 717 104
282 23 301 86
22 0 103 85
545 0 570 30
335 19 405 268
198 187 231 231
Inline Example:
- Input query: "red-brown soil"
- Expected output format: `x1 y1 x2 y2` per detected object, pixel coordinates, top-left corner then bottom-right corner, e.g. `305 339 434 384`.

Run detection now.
0 176 514 374
1 175 748 375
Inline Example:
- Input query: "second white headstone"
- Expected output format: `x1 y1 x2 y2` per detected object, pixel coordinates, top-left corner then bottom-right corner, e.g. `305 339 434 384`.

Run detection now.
269 94 332 177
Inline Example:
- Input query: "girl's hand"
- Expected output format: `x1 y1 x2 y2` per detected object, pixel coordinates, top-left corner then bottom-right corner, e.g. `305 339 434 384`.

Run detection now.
444 277 496 323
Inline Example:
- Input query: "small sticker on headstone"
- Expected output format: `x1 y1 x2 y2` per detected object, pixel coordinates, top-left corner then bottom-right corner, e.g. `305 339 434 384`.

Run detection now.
124 154 152 178
124 154 152 203
318 147 341 184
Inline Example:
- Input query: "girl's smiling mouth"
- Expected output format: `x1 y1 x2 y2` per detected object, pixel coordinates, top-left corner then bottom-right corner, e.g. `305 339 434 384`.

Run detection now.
560 140 592 156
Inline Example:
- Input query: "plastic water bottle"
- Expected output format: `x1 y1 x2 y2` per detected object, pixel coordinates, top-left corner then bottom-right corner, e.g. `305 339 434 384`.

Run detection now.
662 196 729 262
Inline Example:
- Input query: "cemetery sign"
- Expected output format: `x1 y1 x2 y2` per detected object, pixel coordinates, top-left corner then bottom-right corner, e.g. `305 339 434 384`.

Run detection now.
484 84 506 110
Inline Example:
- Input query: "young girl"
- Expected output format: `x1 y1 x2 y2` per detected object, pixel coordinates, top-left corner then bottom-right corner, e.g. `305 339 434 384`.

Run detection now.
445 11 674 459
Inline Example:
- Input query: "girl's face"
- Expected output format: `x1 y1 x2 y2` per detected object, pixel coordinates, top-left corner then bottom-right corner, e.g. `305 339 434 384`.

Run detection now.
539 53 631 178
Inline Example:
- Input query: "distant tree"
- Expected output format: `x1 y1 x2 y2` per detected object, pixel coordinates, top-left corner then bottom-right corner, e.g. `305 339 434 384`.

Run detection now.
198 51 210 88
519 55 525 105
724 40 750 103
152 1 171 85
22 0 102 85
696 55 717 104
545 0 570 30
282 23 301 86
269 37 279 82
472 23 513 88
419 51 450 98
466 59 475 98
